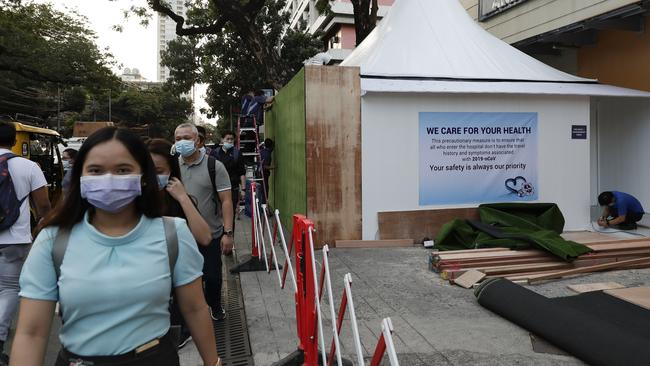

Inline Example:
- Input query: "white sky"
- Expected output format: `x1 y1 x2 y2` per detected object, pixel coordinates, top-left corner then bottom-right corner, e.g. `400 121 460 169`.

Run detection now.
45 0 157 80
42 0 214 124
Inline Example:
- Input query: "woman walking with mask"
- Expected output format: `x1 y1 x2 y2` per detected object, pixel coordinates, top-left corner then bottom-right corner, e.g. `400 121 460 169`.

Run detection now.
10 128 221 366
147 138 211 348
147 138 211 247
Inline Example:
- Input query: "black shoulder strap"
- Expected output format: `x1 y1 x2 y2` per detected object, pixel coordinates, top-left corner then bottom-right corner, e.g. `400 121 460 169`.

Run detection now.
207 156 217 193
52 227 71 280
162 216 178 276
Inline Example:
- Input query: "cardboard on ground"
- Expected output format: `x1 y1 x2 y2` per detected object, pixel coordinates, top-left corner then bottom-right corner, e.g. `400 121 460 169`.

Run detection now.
567 282 625 293
453 269 486 289
604 287 650 310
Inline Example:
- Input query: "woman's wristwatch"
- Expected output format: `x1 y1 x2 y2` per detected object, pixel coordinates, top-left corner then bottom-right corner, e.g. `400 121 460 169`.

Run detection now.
224 229 234 237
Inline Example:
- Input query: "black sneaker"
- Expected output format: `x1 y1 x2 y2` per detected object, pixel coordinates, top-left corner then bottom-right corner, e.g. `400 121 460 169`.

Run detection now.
177 332 192 349
210 306 226 321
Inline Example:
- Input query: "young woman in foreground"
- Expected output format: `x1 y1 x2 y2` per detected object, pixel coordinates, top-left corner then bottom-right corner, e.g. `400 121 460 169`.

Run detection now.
10 127 220 366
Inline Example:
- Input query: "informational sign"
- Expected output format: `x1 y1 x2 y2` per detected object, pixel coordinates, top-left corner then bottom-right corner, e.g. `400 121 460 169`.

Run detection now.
571 125 587 140
479 0 530 21
419 112 538 205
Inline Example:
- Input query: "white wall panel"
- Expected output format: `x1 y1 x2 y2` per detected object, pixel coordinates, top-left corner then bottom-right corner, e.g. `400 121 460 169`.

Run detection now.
361 93 591 239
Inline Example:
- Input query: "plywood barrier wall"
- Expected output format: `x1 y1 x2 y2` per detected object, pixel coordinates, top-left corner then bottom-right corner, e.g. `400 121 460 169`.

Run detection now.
266 69 307 232
305 66 362 247
378 208 480 242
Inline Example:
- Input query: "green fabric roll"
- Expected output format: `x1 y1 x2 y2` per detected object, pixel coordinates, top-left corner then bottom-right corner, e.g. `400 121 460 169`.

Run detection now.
434 203 592 262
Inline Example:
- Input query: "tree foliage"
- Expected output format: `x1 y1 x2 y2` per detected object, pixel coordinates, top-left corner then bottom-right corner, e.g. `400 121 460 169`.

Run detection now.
0 1 119 121
76 86 193 140
135 0 322 118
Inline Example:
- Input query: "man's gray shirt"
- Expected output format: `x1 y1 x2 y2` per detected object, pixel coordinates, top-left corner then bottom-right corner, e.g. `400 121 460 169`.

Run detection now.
179 151 231 238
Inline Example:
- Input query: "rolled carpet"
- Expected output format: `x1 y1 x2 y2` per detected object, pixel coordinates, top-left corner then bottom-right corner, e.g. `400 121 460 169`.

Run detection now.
475 278 650 366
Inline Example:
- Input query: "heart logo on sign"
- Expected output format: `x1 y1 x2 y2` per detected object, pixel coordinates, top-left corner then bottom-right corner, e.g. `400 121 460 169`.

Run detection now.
505 176 534 197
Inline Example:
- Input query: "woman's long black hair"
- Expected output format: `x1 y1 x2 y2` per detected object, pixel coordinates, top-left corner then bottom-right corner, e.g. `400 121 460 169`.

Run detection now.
37 127 163 235
145 138 185 218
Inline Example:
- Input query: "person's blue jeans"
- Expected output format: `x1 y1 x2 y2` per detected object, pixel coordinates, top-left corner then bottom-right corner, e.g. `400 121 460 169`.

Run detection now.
0 245 30 342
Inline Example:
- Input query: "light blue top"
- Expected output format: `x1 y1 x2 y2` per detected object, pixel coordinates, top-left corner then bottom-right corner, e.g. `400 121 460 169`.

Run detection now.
19 214 203 356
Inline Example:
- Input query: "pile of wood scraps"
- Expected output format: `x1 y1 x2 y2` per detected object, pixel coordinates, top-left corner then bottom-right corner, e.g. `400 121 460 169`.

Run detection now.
429 237 650 287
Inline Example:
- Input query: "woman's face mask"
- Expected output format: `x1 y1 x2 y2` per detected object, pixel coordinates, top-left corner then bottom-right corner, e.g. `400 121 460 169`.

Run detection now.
157 174 170 190
80 174 142 213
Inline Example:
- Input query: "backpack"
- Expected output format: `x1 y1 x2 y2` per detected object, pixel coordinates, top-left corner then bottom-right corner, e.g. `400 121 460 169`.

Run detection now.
51 216 179 283
0 153 27 231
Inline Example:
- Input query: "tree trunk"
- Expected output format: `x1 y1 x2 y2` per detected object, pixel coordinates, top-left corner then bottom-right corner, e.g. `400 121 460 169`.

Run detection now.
351 0 379 46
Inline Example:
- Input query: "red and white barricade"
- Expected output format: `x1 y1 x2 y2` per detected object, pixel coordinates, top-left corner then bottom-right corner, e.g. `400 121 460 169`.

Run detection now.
239 184 399 365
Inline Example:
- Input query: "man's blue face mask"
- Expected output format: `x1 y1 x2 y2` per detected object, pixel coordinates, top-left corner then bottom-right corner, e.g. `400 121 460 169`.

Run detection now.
175 139 196 157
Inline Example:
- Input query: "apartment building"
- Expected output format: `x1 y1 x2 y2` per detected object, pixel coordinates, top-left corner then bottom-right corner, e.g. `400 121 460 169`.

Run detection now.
285 0 394 62
462 0 650 91
157 1 187 82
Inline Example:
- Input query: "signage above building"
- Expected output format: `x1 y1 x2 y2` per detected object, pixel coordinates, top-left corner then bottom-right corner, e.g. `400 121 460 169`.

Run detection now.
478 0 531 21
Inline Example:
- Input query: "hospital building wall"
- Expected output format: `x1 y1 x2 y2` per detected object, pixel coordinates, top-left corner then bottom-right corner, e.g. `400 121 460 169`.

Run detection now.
361 93 592 240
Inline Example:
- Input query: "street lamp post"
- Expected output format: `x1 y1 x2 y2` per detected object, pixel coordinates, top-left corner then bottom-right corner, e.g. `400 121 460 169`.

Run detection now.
57 86 61 132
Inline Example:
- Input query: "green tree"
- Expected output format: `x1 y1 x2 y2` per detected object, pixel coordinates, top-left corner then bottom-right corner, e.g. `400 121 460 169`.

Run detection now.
129 0 322 118
78 86 192 140
0 1 119 122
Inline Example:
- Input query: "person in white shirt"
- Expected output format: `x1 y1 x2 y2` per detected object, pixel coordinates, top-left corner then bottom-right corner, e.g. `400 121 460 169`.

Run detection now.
0 121 51 365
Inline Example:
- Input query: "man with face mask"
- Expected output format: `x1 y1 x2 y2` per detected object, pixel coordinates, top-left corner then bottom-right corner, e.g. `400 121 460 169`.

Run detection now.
210 131 246 228
174 123 233 321
61 148 77 193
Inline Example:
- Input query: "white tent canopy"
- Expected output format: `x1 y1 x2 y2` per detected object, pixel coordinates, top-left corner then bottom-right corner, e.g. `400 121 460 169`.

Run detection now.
341 0 590 82
341 0 650 97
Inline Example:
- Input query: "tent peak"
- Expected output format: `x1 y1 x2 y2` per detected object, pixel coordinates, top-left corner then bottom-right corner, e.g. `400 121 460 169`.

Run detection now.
341 0 594 84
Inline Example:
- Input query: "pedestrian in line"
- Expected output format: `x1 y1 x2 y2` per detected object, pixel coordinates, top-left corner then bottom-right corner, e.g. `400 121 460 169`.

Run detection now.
196 125 211 156
10 127 221 366
259 138 274 203
147 138 211 348
210 130 246 227
61 148 77 194
0 122 51 366
174 123 233 321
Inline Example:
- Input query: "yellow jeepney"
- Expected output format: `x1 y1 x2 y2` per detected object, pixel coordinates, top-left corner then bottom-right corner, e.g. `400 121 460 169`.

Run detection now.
10 122 65 204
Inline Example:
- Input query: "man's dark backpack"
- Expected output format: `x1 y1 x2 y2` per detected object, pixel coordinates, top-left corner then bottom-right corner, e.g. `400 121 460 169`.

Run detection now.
0 153 27 231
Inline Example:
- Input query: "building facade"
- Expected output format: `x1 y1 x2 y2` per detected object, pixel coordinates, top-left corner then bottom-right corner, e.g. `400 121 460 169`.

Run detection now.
462 0 650 91
285 0 394 62
157 1 187 82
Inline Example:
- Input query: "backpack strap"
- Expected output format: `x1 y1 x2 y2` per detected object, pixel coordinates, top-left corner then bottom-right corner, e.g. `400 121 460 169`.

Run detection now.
0 152 17 162
162 216 178 277
207 156 217 194
52 227 71 280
